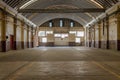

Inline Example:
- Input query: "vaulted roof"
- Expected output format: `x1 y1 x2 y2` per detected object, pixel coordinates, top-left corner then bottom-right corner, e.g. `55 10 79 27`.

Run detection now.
2 0 120 26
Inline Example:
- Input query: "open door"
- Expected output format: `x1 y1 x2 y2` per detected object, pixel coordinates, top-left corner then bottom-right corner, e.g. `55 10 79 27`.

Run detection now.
10 35 14 50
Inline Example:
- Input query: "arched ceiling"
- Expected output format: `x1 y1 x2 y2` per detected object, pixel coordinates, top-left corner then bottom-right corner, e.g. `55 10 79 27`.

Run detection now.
30 13 89 26
2 0 120 27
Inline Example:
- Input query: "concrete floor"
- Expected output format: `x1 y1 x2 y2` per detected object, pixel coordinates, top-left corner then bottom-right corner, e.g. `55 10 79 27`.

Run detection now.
0 47 120 80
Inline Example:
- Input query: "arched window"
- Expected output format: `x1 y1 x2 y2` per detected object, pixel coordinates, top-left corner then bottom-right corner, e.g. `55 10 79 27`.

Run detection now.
49 21 53 27
70 22 74 27
38 31 46 36
42 37 47 43
77 31 84 37
60 20 63 27
76 38 81 43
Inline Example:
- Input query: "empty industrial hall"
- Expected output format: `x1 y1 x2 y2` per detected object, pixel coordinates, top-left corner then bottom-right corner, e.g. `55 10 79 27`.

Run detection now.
0 0 120 80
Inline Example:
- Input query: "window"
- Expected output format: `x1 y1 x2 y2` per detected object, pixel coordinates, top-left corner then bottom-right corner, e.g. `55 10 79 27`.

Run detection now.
54 34 68 38
61 34 68 38
60 20 63 27
69 31 76 34
77 31 84 37
49 22 53 27
38 31 46 36
70 22 74 27
76 38 81 43
54 34 61 37
46 31 53 35
103 20 105 35
42 37 47 43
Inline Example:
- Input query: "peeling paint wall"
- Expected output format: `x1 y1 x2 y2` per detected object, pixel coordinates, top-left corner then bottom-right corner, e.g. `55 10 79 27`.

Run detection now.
117 13 120 50
0 10 35 52
87 12 120 50
39 27 84 46
16 20 22 49
0 11 2 51
109 15 118 50
24 25 27 48
6 16 14 51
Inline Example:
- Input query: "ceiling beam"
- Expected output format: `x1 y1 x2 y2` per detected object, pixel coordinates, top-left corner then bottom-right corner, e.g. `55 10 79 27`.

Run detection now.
18 8 106 13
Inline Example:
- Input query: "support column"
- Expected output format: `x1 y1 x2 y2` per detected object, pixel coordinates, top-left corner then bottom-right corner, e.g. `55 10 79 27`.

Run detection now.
117 13 120 50
88 28 91 47
93 26 95 47
27 26 29 48
21 22 24 49
89 27 95 47
98 22 101 48
1 10 6 52
86 27 89 47
106 16 109 49
85 27 87 47
31 27 34 48
35 27 39 47
13 17 17 50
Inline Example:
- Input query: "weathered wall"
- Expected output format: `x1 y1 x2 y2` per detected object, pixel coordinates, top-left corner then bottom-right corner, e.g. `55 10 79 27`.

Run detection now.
16 20 22 49
6 16 14 51
28 27 32 48
87 12 120 50
117 13 120 50
55 37 69 46
94 23 100 48
69 34 75 46
47 34 54 46
40 18 82 27
39 27 85 46
0 10 35 52
85 27 89 47
109 15 118 50
38 18 85 46
33 27 39 47
24 25 27 48
0 10 6 52
80 37 85 46
0 11 2 51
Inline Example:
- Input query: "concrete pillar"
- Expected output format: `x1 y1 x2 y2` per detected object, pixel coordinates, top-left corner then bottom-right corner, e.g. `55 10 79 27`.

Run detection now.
21 21 24 49
31 27 34 48
89 27 95 48
13 17 17 50
85 27 87 47
117 13 120 50
1 10 6 52
88 28 91 47
98 22 101 48
35 27 39 47
86 27 89 47
106 16 109 49
27 26 29 48
93 26 95 47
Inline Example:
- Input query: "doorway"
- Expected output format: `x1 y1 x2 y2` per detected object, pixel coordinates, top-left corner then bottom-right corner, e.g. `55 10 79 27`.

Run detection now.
54 34 69 46
10 35 14 50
